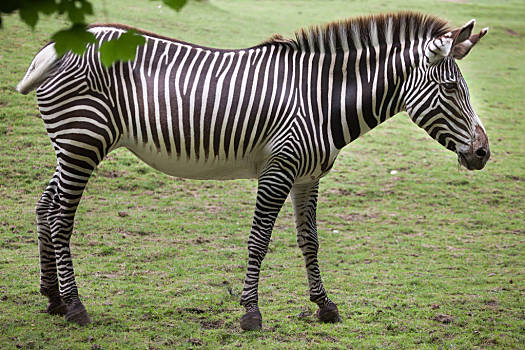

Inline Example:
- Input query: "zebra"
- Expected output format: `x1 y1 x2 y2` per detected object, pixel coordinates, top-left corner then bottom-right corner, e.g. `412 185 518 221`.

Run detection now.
17 12 489 330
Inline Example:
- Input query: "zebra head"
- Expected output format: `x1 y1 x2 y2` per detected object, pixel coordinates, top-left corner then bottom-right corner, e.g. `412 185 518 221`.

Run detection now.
404 19 490 170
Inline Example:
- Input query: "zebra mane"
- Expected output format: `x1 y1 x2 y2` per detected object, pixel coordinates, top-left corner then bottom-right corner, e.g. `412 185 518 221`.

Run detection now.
267 12 452 52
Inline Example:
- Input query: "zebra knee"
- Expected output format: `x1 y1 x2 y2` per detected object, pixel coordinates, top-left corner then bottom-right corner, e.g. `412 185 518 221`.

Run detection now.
35 193 52 218
35 195 55 246
297 234 319 254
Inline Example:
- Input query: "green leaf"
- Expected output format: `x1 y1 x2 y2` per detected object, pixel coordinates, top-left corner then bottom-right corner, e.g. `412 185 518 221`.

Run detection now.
99 30 146 67
16 0 71 28
38 0 61 15
57 0 94 23
52 23 96 56
162 0 188 11
0 0 21 14
19 6 39 28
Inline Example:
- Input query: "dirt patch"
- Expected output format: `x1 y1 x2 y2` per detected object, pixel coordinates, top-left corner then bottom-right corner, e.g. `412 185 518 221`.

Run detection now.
187 338 203 346
505 28 520 37
433 314 454 324
97 169 127 178
485 299 498 307
505 174 524 181
334 211 379 223
297 306 313 319
204 205 223 214
194 237 211 244
177 307 206 314
197 318 224 329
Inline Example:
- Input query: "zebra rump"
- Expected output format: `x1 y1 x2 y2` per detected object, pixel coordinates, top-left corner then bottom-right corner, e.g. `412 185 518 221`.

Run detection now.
17 43 59 95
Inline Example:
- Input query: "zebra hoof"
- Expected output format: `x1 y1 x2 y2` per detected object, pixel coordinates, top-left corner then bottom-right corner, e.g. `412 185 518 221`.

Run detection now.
240 310 262 331
65 302 91 326
46 299 67 316
315 301 342 323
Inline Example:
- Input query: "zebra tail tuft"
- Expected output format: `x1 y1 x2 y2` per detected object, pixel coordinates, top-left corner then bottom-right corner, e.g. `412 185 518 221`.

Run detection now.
17 43 59 95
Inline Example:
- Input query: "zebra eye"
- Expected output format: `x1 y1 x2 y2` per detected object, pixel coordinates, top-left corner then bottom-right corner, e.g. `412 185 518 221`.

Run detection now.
442 82 457 90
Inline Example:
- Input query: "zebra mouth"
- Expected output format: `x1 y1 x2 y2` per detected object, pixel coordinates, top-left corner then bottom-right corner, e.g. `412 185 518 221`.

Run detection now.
457 151 487 170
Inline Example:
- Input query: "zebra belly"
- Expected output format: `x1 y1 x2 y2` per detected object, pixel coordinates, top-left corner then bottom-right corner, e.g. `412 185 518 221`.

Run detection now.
123 143 261 180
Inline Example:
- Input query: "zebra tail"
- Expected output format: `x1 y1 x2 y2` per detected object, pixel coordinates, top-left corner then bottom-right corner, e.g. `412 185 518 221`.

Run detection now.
17 43 59 95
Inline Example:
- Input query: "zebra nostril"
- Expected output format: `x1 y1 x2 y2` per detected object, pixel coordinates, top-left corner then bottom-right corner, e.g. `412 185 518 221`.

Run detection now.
475 148 487 158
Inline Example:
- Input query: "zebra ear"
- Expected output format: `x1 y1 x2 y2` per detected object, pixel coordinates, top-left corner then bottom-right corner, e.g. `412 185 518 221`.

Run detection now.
453 27 489 60
426 19 479 64
453 19 476 47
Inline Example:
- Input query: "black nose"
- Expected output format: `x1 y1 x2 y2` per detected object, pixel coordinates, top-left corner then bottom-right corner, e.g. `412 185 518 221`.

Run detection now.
475 147 487 158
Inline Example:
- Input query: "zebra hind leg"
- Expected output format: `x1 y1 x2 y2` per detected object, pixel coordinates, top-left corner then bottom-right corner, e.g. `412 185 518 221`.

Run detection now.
36 169 67 316
291 181 341 324
239 160 295 331
47 161 96 326
42 132 107 326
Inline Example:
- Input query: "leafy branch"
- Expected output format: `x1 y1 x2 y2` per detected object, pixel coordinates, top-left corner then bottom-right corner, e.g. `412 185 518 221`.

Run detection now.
0 0 188 66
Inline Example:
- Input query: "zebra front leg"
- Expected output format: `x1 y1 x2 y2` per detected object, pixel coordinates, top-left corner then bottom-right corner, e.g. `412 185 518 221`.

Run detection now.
36 169 67 315
291 181 341 323
240 161 295 331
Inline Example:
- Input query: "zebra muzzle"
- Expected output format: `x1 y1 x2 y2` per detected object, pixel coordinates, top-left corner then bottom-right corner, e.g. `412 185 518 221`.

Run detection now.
457 125 490 170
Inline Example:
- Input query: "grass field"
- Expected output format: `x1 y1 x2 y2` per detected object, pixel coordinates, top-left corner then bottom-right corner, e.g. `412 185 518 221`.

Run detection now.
1 0 524 349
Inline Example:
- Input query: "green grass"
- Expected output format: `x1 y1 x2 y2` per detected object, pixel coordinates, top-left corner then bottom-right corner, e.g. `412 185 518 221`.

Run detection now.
1 0 524 349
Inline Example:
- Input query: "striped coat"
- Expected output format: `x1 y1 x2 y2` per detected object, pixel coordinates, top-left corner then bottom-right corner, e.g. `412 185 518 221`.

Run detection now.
17 12 489 329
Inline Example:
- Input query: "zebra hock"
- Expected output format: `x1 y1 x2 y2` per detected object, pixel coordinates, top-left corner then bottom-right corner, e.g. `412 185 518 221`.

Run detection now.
18 12 489 330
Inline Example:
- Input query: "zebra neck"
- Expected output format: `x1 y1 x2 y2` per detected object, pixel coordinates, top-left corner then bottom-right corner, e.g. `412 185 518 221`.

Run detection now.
297 41 426 150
